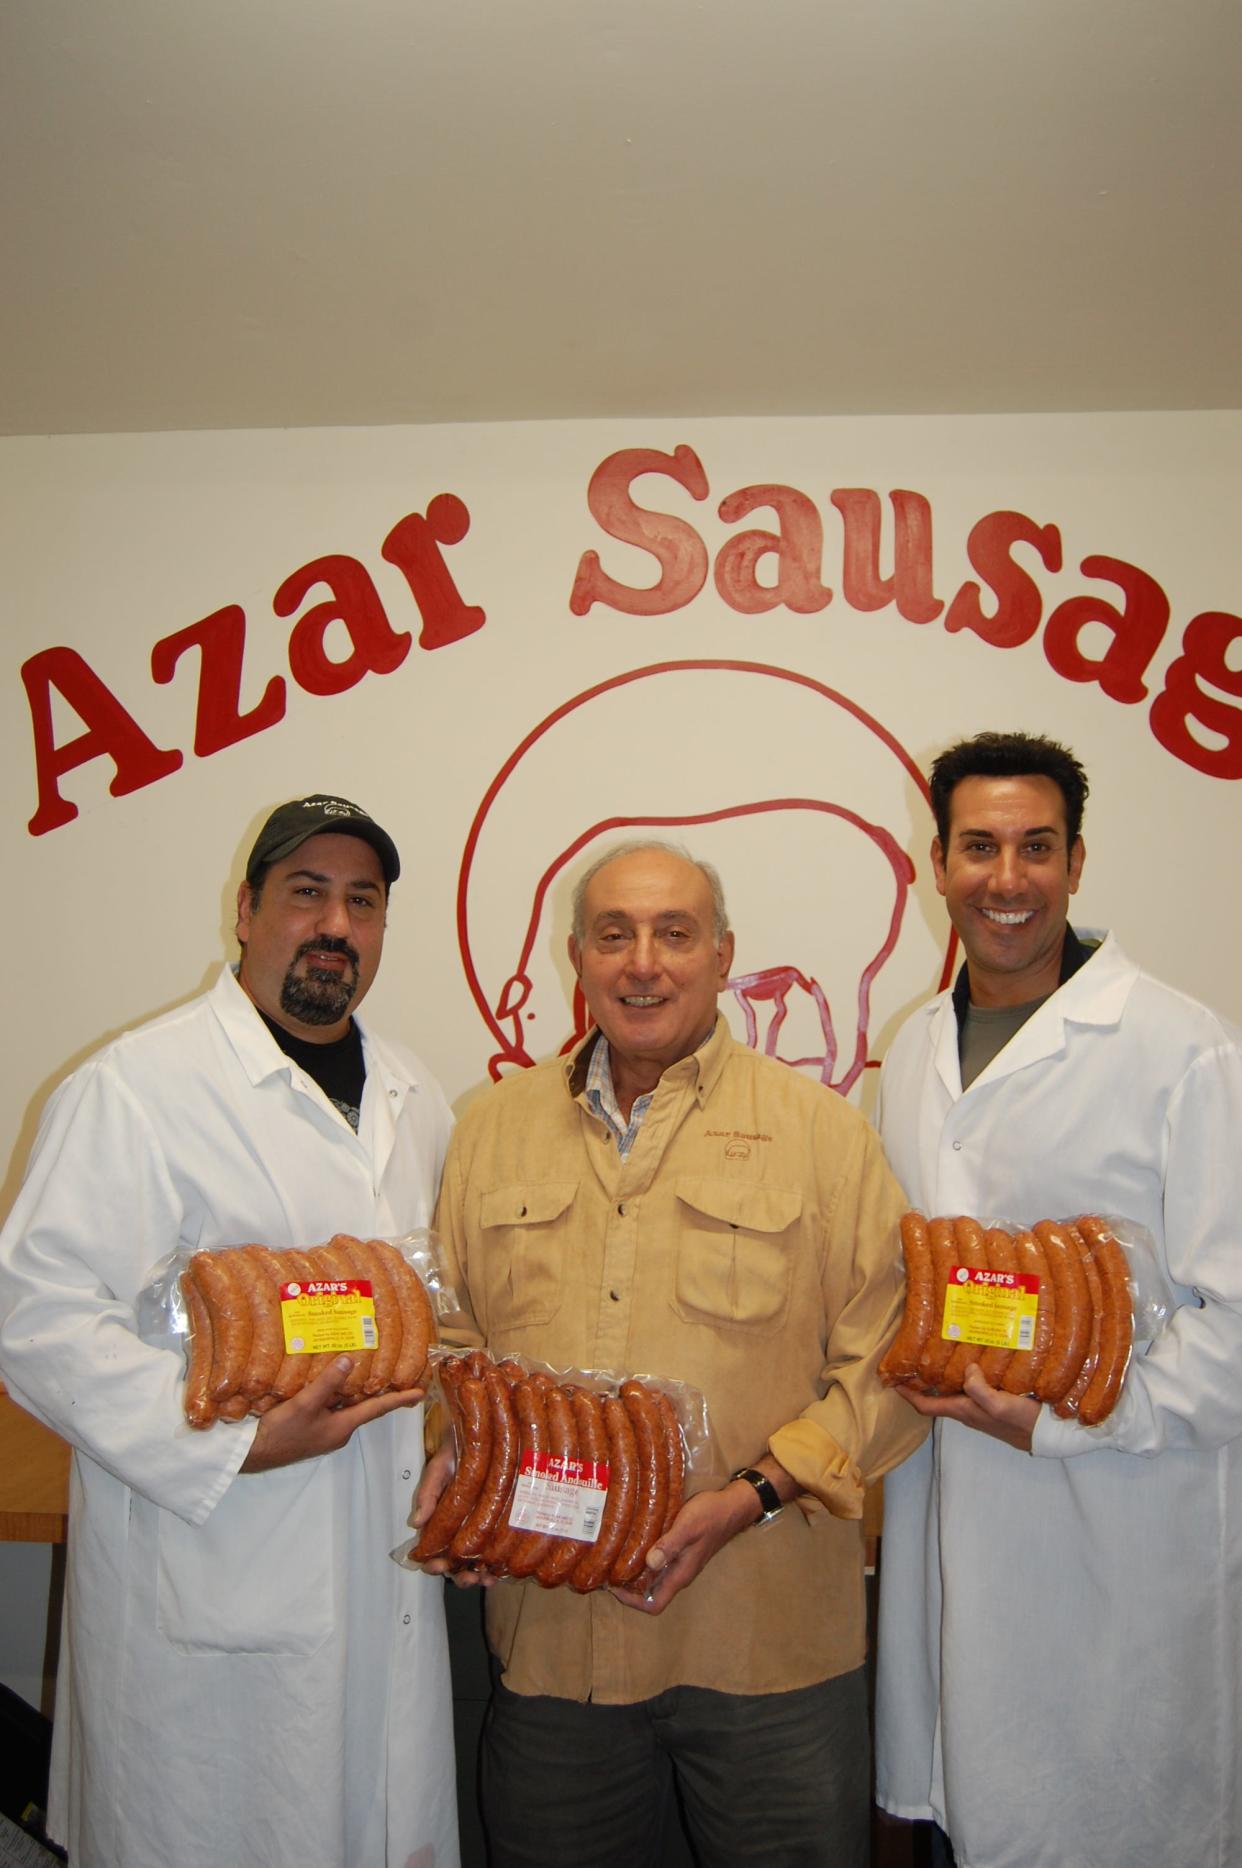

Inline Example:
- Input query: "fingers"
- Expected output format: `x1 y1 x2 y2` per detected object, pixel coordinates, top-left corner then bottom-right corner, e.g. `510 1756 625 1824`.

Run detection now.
898 1374 991 1420
896 1382 959 1417
960 1366 1040 1448
241 1357 423 1472
309 1354 356 1398
611 1540 694 1615
411 1444 457 1528
610 1581 664 1615
331 1384 422 1431
448 1567 497 1590
610 1491 739 1617
898 1368 1039 1451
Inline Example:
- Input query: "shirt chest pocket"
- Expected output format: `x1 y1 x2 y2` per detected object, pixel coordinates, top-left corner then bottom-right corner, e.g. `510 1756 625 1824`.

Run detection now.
672 1178 803 1334
477 1180 576 1330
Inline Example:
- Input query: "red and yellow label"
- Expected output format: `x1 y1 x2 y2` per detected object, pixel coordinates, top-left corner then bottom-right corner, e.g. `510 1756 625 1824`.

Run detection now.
941 1266 1040 1350
278 1278 377 1354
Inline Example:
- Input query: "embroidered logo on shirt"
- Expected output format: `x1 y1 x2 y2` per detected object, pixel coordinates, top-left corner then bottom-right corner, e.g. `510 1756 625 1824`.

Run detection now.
705 1128 772 1162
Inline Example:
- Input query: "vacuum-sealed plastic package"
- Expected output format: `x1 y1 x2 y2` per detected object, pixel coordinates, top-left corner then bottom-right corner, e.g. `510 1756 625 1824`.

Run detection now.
393 1348 717 1591
137 1229 461 1427
879 1210 1174 1423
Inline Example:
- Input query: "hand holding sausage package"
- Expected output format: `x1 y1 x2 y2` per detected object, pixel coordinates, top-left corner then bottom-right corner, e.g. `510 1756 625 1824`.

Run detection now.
137 1231 462 1428
879 1212 1174 1423
393 1350 718 1592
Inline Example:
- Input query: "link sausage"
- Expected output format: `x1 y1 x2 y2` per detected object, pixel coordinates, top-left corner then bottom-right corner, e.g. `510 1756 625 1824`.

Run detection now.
976 1227 1019 1388
939 1216 993 1394
1075 1216 1134 1425
916 1217 962 1393
610 1382 669 1587
571 1396 638 1594
879 1212 936 1386
1033 1219 1093 1403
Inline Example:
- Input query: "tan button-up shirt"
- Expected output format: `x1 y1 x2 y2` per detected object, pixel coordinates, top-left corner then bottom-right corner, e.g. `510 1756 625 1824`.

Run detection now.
434 1018 926 1703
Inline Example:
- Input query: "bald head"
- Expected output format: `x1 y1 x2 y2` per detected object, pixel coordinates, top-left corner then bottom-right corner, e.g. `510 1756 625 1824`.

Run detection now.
570 839 729 944
568 845 735 1096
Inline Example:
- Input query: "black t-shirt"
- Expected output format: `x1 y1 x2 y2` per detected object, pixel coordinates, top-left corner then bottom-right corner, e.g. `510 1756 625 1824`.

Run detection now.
259 1011 366 1132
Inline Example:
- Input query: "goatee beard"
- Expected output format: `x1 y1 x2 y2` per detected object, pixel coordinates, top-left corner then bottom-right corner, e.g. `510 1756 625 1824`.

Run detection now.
280 938 359 1026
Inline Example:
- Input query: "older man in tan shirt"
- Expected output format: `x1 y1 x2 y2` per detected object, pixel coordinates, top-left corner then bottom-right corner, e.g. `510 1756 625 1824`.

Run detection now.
420 842 925 1867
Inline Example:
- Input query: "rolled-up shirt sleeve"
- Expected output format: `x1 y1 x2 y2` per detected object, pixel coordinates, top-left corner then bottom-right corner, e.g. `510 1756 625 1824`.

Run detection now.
770 1118 929 1517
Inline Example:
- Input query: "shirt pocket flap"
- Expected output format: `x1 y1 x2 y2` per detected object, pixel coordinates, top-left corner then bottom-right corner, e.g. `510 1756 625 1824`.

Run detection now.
672 1178 803 1331
479 1181 578 1229
675 1178 803 1234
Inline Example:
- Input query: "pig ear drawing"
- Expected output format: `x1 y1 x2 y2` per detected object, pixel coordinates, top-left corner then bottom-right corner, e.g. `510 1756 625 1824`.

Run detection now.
728 966 840 1087
495 973 532 1018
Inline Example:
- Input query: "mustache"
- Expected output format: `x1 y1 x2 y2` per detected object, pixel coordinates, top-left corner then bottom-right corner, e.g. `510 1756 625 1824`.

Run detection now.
295 935 360 969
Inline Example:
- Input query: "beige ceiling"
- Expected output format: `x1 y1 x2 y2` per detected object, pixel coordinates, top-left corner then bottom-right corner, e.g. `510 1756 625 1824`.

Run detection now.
3 0 1239 437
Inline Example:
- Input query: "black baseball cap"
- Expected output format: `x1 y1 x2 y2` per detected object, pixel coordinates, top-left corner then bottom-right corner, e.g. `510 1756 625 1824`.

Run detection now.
245 795 401 887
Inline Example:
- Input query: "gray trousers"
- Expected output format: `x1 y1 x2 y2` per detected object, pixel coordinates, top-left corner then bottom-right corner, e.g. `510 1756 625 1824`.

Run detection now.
481 1669 871 1868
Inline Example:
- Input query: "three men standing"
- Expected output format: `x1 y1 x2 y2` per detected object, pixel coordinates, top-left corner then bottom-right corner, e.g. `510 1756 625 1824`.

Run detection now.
8 746 1232 1868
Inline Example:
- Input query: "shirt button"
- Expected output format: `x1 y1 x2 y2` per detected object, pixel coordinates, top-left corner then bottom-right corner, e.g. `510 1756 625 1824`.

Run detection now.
953 1140 963 1152
389 1088 398 1098
403 1614 411 1625
401 1469 411 1481
609 1289 621 1302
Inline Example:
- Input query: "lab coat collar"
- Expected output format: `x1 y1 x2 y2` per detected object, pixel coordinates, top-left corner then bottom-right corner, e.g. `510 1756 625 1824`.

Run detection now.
208 966 419 1158
949 922 1098 1028
930 928 1135 1096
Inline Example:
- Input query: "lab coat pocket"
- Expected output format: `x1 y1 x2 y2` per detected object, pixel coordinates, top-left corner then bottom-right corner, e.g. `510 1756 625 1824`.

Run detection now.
672 1178 802 1333
478 1180 575 1329
155 1461 333 1655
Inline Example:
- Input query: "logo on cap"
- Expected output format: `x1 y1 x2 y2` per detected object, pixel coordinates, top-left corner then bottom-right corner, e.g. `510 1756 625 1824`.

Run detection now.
302 797 360 817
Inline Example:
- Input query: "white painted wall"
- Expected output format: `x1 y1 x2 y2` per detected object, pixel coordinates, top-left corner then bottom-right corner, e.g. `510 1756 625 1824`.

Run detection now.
2 410 1239 1698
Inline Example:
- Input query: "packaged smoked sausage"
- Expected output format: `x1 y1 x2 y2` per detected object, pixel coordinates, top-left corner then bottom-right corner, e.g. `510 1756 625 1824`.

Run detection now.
137 1230 462 1428
394 1349 716 1594
879 1211 1174 1423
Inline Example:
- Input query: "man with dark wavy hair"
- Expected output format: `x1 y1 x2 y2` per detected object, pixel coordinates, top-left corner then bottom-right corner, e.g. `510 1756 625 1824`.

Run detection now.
874 730 1242 1868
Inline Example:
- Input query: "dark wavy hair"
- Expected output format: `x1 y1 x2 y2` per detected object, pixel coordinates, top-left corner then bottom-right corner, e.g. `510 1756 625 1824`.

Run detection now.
929 732 1089 848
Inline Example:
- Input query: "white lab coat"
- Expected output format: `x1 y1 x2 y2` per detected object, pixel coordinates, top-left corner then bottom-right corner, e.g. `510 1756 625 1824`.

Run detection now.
874 931 1242 1868
0 967 459 1868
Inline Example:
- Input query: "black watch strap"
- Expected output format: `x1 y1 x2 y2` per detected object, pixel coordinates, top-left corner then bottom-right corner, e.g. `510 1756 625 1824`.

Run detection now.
731 1466 783 1524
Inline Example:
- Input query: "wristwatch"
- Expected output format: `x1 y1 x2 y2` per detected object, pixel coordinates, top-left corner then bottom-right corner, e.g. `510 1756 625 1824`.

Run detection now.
730 1466 784 1526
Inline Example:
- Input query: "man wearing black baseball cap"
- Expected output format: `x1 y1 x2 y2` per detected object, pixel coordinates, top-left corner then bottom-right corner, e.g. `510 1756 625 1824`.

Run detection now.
0 791 459 1868
237 794 400 1058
